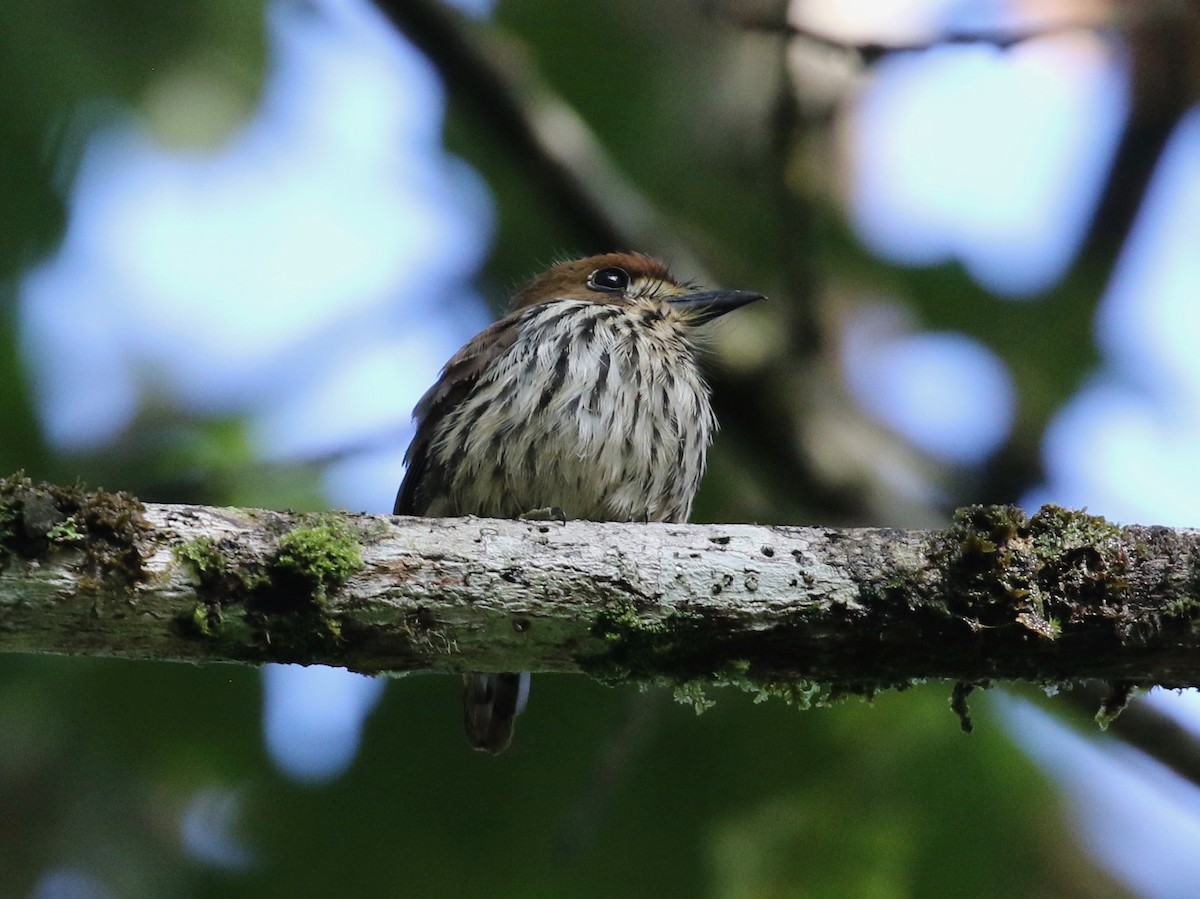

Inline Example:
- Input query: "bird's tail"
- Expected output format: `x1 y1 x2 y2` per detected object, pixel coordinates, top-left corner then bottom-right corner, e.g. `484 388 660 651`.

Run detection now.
462 672 530 753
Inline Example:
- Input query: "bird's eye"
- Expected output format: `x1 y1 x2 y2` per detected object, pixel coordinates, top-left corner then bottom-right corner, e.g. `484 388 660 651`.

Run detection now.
586 266 631 293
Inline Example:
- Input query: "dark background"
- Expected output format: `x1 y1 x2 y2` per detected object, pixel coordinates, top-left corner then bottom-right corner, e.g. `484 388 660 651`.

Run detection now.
4 0 1199 895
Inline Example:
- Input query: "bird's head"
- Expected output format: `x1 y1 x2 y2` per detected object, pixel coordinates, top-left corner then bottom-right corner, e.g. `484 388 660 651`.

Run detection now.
513 252 764 325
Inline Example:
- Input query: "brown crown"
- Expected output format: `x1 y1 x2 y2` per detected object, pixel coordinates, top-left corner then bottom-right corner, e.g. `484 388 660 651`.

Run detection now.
512 252 674 309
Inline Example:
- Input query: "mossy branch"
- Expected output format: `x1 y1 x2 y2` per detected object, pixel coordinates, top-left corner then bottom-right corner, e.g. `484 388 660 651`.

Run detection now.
2 477 1200 700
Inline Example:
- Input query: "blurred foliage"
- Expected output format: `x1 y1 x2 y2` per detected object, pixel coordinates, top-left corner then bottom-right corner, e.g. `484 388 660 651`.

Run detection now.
0 655 1120 897
0 0 267 491
0 0 1171 895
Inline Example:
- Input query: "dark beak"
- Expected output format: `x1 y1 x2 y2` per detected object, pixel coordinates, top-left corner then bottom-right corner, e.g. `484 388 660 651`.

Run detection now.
669 289 765 324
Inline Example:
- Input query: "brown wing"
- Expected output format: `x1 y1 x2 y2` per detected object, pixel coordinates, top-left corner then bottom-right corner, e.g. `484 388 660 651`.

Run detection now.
393 313 524 515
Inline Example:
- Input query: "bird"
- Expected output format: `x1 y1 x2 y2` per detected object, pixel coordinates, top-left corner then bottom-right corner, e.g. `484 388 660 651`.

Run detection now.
394 252 764 752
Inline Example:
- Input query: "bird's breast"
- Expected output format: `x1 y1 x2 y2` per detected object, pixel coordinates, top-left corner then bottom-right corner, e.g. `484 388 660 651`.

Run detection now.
432 301 716 522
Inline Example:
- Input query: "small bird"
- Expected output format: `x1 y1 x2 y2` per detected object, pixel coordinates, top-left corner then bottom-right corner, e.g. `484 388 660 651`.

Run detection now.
394 252 763 752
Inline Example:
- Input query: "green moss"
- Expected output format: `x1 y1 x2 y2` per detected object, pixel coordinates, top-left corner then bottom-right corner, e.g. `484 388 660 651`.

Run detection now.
181 602 262 649
176 534 261 599
589 600 746 702
1094 682 1135 731
0 472 148 588
175 537 268 644
1190 548 1200 604
589 603 849 713
927 504 1130 639
673 682 716 714
593 601 667 643
177 536 227 578
172 514 362 663
45 516 85 543
1163 569 1200 636
738 678 837 710
671 670 845 714
188 602 212 636
587 601 711 683
1028 504 1122 554
274 518 363 603
874 565 944 616
1165 596 1200 628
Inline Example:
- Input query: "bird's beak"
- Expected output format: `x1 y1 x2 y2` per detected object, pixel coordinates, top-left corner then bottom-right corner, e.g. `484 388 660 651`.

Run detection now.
668 289 765 324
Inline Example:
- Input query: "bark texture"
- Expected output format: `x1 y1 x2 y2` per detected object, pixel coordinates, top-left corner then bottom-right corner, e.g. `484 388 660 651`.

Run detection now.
2 478 1200 697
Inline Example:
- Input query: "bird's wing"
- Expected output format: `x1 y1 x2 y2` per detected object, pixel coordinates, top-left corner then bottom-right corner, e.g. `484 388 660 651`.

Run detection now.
394 313 525 515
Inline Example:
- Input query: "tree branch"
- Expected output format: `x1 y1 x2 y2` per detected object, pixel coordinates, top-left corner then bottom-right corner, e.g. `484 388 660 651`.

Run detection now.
374 0 668 258
3 479 1200 699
